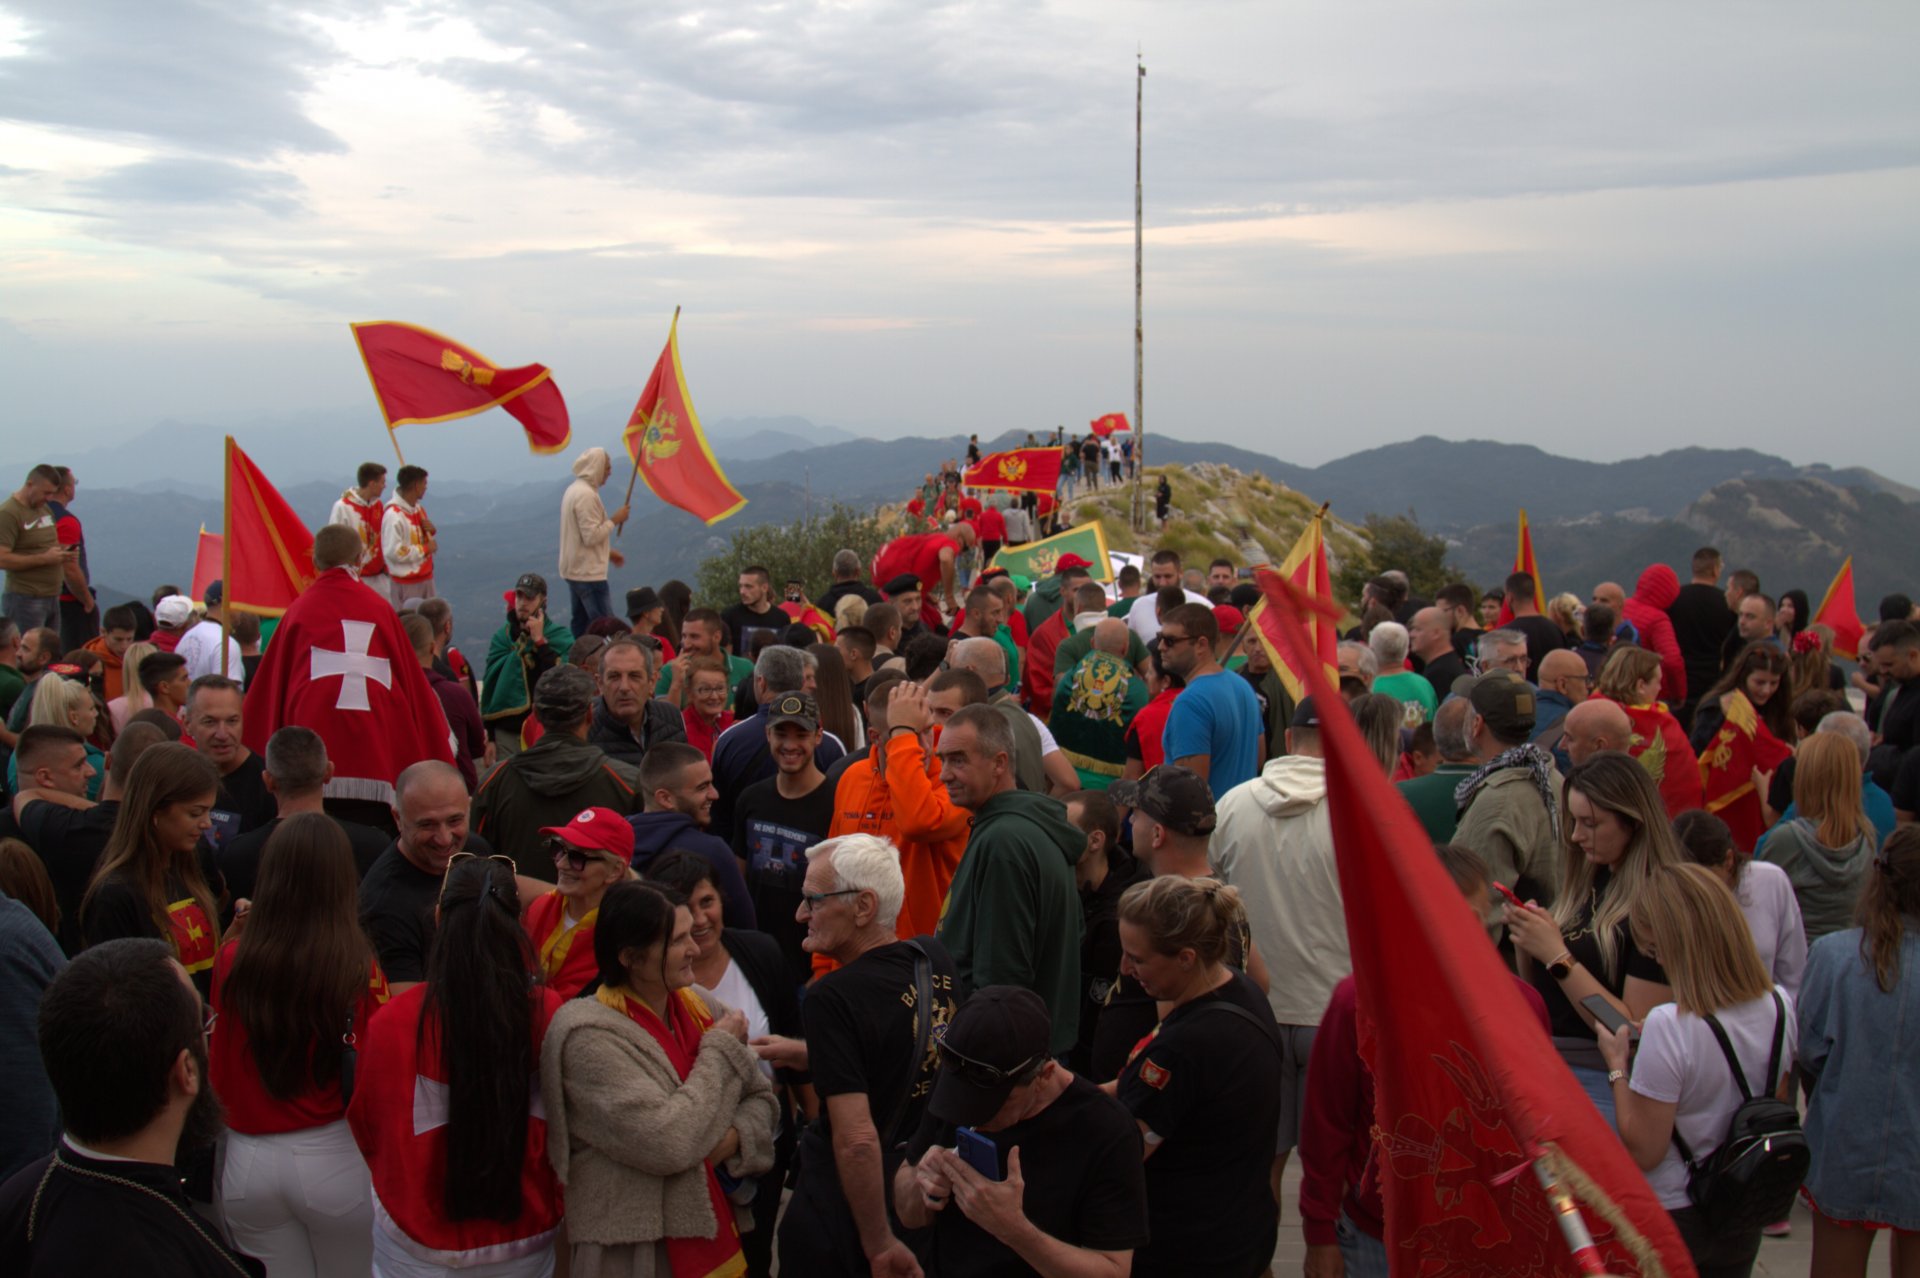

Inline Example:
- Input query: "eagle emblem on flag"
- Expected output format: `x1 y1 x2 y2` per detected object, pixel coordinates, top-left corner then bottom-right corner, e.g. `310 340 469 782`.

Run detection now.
638 411 684 464
439 348 495 386
996 454 1030 483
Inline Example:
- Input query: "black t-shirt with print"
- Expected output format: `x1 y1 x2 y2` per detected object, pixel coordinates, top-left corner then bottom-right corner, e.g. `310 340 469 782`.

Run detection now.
1116 971 1281 1278
732 773 837 986
904 1075 1149 1276
1525 867 1669 1041
210 752 276 849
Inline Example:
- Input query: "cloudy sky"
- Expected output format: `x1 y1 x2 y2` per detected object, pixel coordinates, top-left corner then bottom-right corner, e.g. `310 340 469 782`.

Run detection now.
2 0 1916 479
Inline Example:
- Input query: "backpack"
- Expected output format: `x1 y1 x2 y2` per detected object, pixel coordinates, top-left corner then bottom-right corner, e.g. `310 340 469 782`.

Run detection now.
1670 990 1809 1232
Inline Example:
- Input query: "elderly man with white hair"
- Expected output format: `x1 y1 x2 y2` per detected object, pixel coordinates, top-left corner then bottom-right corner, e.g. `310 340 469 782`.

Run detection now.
1367 620 1436 726
773 833 963 1278
558 445 631 635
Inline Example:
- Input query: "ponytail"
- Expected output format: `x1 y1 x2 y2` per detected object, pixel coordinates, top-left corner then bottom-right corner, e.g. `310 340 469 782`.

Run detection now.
1859 827 1920 994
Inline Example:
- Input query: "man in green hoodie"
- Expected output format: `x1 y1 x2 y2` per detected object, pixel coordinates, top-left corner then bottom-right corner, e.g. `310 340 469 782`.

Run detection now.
1020 552 1096 633
935 703 1085 1056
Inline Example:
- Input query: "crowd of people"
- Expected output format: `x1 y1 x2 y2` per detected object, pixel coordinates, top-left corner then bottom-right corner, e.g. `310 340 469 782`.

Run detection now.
1 453 1918 1278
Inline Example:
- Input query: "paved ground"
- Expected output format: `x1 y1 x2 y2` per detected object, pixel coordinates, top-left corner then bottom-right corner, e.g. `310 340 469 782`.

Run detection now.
1268 1158 1816 1275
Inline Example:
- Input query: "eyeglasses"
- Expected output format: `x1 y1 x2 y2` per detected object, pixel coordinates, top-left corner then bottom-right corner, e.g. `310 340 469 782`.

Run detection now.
203 1006 219 1039
937 1039 1041 1088
799 888 861 910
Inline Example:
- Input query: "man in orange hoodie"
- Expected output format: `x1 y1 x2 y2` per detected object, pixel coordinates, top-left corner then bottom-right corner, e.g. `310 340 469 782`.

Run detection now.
80 603 138 702
821 673 970 968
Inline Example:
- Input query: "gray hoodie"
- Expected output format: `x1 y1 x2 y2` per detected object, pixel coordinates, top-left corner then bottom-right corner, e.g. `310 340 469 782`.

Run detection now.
1758 817 1875 941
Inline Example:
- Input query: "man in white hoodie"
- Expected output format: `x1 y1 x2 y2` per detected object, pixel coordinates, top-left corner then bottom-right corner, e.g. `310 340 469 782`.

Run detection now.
1208 694 1348 1200
557 446 629 635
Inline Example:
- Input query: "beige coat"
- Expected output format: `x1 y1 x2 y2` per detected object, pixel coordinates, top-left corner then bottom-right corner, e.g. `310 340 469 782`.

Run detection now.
541 992 779 1249
559 448 617 582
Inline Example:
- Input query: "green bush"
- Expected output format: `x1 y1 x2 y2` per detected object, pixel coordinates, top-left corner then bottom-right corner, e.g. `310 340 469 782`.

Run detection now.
694 504 893 608
1333 510 1465 604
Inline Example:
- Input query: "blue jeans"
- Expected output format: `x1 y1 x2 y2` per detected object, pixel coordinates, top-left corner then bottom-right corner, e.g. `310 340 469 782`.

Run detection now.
2 592 57 635
1337 1209 1390 1278
566 578 612 636
1570 1064 1618 1125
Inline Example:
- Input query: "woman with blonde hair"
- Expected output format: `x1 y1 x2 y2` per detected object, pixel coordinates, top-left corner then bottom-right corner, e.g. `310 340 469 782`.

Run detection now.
1758 732 1877 941
1349 692 1405 776
106 640 157 731
1548 591 1583 641
1504 751 1678 1119
1798 826 1920 1273
8 672 106 798
1597 863 1797 1276
1114 876 1282 1278
1593 643 1705 817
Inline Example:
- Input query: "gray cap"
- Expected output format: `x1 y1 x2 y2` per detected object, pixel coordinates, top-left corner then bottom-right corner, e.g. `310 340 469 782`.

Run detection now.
533 663 597 728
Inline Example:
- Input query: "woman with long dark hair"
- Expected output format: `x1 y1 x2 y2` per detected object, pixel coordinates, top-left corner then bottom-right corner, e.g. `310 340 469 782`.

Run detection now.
1798 826 1920 1274
348 855 565 1276
1689 642 1793 753
1776 588 1811 645
79 742 226 994
542 881 776 1277
658 580 692 652
805 641 861 750
646 851 800 1278
211 813 384 1275
1503 751 1678 1120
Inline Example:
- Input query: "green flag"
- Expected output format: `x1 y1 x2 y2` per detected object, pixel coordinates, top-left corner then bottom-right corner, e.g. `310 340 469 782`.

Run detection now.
990 522 1113 583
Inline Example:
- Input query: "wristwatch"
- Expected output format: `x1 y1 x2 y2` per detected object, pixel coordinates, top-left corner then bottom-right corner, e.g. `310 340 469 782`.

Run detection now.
1607 1069 1627 1084
1547 951 1575 981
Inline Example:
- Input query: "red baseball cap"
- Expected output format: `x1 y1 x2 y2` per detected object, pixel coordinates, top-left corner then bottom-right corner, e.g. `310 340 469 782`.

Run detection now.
1055 553 1094 571
1213 605 1245 634
539 807 635 867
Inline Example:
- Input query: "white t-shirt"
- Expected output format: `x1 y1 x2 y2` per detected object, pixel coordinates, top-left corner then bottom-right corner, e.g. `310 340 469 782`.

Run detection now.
1737 861 1809 997
1628 986 1797 1209
1126 589 1212 644
703 960 773 1080
174 619 244 685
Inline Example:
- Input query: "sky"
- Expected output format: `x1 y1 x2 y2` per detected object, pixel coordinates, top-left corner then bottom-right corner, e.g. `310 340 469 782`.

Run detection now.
2 0 1917 480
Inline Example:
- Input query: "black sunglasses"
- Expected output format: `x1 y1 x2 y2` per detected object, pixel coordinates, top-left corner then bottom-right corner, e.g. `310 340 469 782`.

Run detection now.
938 1039 1041 1089
545 836 609 873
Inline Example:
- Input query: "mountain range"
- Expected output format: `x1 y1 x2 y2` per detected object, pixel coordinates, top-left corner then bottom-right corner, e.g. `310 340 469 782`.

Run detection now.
59 416 1919 655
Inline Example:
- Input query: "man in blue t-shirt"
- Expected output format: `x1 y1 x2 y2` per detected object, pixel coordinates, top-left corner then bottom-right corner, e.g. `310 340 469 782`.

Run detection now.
1158 603 1263 797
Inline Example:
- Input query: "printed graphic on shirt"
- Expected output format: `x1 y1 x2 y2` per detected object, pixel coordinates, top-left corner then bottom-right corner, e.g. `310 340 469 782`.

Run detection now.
167 898 217 973
741 818 820 893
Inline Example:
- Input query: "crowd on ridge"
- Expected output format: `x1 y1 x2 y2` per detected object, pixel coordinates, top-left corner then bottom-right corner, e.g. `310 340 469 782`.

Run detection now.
0 453 1918 1278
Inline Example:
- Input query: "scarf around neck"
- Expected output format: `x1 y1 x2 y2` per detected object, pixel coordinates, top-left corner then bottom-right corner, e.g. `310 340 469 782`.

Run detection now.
1454 742 1559 827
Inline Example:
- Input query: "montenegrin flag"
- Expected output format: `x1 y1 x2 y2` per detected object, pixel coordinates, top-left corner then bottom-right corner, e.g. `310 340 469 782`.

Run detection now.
1811 556 1867 660
1256 569 1695 1277
1250 507 1341 703
190 526 223 605
622 312 747 526
990 523 1113 583
1495 508 1547 627
963 448 1062 495
350 321 572 455
223 437 316 617
1698 689 1793 853
1089 412 1130 435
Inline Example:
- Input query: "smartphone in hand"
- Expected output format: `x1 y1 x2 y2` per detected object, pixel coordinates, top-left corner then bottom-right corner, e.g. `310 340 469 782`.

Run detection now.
1580 994 1632 1036
1491 880 1529 911
955 1126 1002 1181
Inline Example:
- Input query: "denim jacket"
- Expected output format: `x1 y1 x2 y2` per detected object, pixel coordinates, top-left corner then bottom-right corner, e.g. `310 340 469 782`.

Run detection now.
1798 924 1920 1230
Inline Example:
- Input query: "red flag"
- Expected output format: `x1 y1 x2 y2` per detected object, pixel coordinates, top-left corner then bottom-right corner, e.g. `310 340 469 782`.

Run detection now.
1811 556 1867 660
1089 412 1130 435
962 448 1063 494
779 600 836 643
1250 508 1340 702
1698 690 1794 852
1495 509 1548 627
243 565 455 807
1256 568 1695 1276
623 313 747 525
351 321 571 455
224 438 316 616
1611 699 1707 820
191 527 223 604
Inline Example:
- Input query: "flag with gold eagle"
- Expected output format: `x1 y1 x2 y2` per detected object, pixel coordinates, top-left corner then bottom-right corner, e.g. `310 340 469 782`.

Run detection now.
963 448 1062 495
350 321 571 455
1256 568 1695 1277
623 313 747 526
1698 689 1793 852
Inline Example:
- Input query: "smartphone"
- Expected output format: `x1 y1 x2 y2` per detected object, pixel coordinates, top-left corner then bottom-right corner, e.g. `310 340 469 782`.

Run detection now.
954 1126 1002 1181
1580 994 1631 1036
1491 880 1528 911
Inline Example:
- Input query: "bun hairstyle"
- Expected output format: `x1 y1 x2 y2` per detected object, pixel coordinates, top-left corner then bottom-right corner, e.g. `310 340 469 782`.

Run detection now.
1860 826 1920 994
1117 875 1247 968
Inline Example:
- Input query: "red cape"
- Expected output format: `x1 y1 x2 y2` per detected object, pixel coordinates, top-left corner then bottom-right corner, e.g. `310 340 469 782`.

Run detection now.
243 568 455 806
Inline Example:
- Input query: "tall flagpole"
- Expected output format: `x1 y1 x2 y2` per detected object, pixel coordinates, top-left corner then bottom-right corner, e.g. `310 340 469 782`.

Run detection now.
1131 52 1146 531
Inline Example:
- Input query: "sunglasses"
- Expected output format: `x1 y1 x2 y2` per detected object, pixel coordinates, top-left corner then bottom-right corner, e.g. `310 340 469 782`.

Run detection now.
442 850 516 894
938 1039 1042 1089
545 836 616 873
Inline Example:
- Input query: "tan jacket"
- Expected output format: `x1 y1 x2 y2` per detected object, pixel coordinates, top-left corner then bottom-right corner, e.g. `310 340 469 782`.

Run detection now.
541 992 778 1247
559 448 617 582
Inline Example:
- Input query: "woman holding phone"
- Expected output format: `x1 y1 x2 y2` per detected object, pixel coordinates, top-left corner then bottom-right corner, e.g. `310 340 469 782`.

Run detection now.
1596 863 1795 1277
1504 751 1678 1121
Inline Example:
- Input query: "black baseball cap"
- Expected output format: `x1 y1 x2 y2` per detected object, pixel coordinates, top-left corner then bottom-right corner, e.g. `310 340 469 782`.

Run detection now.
1291 695 1324 729
767 691 819 733
515 572 548 598
1108 764 1216 836
928 987 1052 1127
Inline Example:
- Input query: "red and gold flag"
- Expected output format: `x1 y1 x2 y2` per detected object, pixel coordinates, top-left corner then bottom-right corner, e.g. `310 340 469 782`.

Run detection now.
1811 556 1867 660
1256 569 1695 1277
1698 690 1794 853
1611 699 1707 820
350 321 571 455
1089 412 1130 435
623 313 747 526
191 527 223 604
1250 508 1341 703
1494 508 1547 627
963 448 1062 495
223 437 315 616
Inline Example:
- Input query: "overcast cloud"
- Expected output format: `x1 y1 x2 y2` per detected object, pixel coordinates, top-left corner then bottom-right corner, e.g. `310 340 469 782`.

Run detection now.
1 0 1915 480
